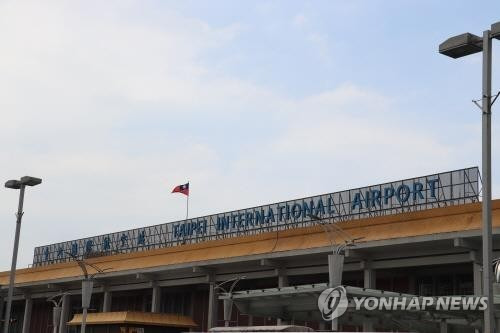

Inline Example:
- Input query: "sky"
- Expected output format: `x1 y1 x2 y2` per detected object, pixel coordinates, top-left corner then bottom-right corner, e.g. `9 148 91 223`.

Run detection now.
0 0 499 270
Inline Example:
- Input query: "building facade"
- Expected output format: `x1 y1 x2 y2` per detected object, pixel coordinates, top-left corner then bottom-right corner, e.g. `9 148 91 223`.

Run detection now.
0 168 498 332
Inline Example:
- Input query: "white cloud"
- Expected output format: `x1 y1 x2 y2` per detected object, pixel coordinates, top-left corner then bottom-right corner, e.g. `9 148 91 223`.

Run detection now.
0 1 482 270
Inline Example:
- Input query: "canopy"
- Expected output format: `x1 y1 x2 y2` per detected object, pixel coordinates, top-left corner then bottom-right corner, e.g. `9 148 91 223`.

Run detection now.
67 311 197 328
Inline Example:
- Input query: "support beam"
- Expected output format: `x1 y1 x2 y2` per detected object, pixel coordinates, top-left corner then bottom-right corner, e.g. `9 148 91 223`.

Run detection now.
59 294 70 333
151 283 161 313
276 268 289 288
469 250 482 263
0 297 4 324
362 260 375 332
159 276 211 288
440 319 448 333
328 254 344 331
21 295 32 333
472 251 483 296
207 272 217 329
135 273 157 281
139 294 145 312
189 291 195 332
192 266 214 274
454 237 480 250
193 266 217 284
344 248 371 259
102 290 112 312
260 259 282 267
276 268 288 325
471 252 483 333
135 273 147 280
371 253 473 269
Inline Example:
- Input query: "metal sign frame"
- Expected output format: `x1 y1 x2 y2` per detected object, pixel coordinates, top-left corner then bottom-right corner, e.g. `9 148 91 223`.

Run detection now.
33 167 480 266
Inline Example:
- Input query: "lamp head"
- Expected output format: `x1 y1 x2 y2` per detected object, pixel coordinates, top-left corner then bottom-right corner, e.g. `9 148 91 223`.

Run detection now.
439 33 483 58
5 180 21 189
492 22 500 40
20 176 42 187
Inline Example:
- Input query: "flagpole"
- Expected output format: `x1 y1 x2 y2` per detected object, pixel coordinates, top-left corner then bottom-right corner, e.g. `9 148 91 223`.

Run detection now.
186 181 189 220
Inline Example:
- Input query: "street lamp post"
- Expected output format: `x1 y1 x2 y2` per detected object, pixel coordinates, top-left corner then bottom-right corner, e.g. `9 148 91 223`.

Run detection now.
309 214 361 332
3 176 42 333
81 279 94 333
48 293 68 333
439 22 500 333
215 276 246 328
65 252 110 333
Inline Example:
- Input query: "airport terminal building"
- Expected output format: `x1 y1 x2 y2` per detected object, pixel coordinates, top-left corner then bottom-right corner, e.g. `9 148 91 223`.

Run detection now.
1 167 499 333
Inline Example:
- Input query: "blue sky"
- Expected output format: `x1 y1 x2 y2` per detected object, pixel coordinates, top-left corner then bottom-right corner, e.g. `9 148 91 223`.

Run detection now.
0 0 499 269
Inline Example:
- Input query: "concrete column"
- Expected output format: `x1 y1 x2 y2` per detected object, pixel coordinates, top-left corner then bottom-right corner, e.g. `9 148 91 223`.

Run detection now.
21 295 32 333
0 297 4 323
102 290 112 312
328 254 344 331
248 315 253 326
189 291 195 332
141 294 148 312
439 319 447 333
59 294 70 333
277 268 288 326
473 260 482 296
363 266 375 289
151 283 161 313
277 269 289 289
207 272 217 329
362 261 375 332
472 252 482 333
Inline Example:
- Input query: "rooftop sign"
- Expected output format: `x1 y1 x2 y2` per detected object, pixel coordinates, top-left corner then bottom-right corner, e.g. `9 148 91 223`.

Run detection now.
33 167 480 266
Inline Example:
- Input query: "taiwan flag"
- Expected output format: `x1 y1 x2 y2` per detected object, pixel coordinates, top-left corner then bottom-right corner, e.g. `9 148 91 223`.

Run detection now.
172 182 189 196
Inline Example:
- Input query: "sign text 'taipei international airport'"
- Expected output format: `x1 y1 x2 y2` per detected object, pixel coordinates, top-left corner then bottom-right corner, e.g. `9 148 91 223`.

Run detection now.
33 167 480 266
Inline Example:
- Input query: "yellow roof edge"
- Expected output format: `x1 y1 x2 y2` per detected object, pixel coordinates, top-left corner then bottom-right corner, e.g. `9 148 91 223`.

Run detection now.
5 199 496 277
67 311 197 327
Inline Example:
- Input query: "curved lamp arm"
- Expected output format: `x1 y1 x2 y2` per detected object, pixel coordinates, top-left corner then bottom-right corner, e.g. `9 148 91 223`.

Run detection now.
215 276 246 294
